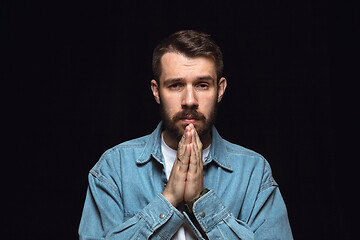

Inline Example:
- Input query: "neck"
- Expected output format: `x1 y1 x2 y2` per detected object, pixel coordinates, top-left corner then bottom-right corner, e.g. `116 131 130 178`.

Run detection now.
162 130 212 151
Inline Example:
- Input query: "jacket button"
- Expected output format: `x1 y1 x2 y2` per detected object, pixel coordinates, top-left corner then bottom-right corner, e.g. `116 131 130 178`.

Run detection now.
200 212 206 218
159 213 165 219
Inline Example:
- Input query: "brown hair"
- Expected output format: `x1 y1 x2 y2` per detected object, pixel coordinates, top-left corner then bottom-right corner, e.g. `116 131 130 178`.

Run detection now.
152 30 223 83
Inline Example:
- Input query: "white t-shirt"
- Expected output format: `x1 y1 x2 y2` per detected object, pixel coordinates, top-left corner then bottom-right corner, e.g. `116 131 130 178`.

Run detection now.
161 133 210 240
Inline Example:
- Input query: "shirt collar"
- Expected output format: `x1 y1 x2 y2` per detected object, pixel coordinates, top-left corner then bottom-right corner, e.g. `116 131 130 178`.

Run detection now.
136 122 233 172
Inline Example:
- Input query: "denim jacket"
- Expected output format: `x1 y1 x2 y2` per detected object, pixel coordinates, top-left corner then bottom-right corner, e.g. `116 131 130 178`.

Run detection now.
79 122 293 239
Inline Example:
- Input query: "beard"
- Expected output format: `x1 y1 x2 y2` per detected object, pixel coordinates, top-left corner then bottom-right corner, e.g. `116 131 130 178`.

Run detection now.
160 99 218 143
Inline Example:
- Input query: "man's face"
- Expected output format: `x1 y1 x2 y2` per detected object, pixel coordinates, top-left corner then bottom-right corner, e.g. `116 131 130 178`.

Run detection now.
151 52 227 142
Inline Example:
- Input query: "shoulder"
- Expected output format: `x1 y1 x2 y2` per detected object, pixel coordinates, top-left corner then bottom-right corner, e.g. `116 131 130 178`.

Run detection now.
223 139 266 164
106 135 149 153
222 139 277 188
223 139 273 175
223 139 263 158
91 134 151 172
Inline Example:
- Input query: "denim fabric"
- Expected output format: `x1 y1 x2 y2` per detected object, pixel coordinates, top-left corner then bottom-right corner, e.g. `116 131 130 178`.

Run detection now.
79 122 293 239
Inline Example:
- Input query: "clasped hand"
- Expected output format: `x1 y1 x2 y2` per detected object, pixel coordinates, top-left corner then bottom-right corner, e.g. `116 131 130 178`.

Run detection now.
162 124 204 207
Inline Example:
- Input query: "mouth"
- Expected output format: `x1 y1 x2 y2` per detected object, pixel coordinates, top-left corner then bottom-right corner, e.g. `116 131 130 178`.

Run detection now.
179 115 199 124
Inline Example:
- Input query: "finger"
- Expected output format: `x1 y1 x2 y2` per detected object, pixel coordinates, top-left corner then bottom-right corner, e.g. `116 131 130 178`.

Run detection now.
183 129 191 163
177 126 191 160
188 124 201 150
188 143 196 173
177 131 187 156
193 127 202 149
185 125 192 145
189 128 201 167
179 143 191 172
176 125 192 170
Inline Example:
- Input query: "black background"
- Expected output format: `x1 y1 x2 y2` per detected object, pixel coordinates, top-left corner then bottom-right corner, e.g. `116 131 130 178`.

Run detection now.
5 0 349 239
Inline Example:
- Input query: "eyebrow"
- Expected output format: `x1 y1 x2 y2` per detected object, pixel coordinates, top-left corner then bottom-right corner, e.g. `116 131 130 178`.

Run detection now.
197 75 215 82
163 78 184 85
163 75 215 85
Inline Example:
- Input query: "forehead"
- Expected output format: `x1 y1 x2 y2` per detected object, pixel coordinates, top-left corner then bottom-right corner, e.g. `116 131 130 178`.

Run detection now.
160 52 217 81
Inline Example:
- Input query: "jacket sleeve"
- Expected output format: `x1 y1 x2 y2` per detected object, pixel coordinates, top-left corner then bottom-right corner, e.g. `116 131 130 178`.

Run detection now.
187 164 293 239
78 171 184 240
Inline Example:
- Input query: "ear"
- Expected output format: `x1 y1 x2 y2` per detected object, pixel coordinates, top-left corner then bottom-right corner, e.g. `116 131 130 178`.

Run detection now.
151 79 161 104
217 77 227 103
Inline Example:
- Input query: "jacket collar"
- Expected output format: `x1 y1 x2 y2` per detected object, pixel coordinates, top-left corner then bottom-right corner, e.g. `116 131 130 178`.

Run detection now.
136 122 233 172
207 126 233 171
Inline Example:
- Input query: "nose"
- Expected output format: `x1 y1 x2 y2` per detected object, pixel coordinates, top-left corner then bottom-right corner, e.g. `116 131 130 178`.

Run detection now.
181 85 198 109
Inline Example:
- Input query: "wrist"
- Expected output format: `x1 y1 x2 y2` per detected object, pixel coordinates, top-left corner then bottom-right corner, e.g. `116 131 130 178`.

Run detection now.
184 188 210 213
162 191 181 207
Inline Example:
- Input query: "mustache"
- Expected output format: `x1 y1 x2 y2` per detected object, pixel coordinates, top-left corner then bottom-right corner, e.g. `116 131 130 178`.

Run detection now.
172 109 206 121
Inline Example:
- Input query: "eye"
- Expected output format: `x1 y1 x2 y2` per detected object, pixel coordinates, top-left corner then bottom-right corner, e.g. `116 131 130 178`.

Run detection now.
196 83 209 90
169 83 183 90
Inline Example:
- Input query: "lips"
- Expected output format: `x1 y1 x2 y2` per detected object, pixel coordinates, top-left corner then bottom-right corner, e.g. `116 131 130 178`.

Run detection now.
180 117 198 124
179 113 198 122
173 110 205 124
182 114 198 120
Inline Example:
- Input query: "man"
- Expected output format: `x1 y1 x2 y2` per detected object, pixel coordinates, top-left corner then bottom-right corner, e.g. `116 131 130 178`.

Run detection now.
79 30 293 239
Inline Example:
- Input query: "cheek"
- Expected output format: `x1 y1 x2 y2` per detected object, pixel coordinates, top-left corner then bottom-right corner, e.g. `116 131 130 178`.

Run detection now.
160 93 181 115
198 94 217 115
